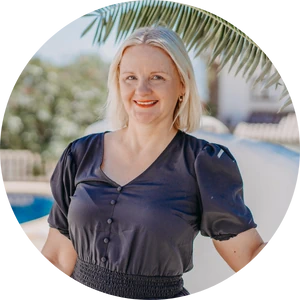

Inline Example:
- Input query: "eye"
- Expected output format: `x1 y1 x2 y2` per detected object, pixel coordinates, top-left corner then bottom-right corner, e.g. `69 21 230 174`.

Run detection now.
152 75 163 80
126 75 137 80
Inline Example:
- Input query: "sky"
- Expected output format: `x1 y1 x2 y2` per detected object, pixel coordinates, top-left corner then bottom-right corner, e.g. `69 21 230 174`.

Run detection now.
34 15 119 65
34 15 208 100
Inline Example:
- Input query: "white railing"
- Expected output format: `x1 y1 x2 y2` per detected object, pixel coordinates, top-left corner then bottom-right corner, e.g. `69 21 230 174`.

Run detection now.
234 113 299 145
0 149 50 181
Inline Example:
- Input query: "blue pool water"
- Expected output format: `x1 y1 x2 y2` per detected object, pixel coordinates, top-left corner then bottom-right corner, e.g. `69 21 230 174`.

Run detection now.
8 193 54 224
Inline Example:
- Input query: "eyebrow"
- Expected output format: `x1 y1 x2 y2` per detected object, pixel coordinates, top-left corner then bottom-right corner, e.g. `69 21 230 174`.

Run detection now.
120 71 170 75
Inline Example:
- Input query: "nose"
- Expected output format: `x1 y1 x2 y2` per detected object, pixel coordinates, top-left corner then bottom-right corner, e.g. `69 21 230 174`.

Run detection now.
135 78 152 96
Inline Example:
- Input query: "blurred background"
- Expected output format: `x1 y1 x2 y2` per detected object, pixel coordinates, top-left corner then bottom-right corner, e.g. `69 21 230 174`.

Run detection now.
0 1 299 295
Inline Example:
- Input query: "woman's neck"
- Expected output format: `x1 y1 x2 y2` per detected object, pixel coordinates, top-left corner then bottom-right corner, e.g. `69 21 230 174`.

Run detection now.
118 122 178 154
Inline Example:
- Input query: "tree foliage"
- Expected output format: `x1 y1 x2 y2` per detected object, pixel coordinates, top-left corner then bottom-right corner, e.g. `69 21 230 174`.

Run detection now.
1 55 109 161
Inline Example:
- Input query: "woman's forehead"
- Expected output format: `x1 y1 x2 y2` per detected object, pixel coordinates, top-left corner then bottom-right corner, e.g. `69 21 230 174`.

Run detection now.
119 45 177 72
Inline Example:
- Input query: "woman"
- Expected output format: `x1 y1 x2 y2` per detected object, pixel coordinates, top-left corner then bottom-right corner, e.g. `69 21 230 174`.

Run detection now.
42 26 266 299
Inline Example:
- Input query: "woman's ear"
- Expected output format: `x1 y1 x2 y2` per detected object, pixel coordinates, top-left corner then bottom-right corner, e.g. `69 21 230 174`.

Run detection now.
180 83 185 100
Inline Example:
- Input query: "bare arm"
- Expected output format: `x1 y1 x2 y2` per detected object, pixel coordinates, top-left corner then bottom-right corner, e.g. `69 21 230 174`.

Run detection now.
213 228 267 272
41 228 77 276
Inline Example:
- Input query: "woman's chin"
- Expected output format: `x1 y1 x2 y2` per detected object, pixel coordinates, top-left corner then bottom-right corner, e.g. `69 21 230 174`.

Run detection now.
130 111 160 125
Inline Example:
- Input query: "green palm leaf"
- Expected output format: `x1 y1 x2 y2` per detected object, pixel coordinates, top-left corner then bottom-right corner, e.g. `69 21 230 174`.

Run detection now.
183 10 203 47
217 33 240 71
80 17 97 38
208 26 232 66
81 0 290 110
245 48 262 83
264 70 281 89
228 35 245 72
156 1 175 26
148 1 164 24
176 5 189 35
194 21 222 57
103 6 120 42
186 13 210 52
234 41 252 76
253 58 273 86
278 97 292 113
242 46 257 77
279 87 289 101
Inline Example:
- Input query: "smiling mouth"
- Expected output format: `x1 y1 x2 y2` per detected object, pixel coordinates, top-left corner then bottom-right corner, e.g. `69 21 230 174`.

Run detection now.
134 100 158 107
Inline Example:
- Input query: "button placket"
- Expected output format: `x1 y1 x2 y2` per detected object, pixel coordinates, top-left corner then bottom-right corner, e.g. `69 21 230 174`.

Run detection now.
102 185 123 265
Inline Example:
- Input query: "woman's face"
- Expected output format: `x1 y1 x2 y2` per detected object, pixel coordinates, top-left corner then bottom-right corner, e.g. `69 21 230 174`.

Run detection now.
119 44 184 127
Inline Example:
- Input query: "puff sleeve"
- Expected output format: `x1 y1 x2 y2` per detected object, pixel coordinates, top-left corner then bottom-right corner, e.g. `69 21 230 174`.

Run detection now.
195 142 257 241
47 143 76 239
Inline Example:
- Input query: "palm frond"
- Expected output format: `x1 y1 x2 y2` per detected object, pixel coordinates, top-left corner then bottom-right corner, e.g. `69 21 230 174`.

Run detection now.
279 87 289 101
208 26 232 66
81 0 291 111
245 49 262 83
278 97 292 113
186 13 210 52
183 9 203 47
217 33 239 70
80 17 98 38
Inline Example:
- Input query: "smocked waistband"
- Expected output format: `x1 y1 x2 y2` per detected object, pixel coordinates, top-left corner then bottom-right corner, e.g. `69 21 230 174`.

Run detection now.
71 258 184 299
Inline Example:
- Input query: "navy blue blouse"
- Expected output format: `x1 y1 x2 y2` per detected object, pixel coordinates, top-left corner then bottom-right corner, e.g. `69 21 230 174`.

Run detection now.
48 130 256 276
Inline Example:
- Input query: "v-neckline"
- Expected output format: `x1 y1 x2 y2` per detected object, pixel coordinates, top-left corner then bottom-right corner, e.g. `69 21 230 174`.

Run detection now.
99 130 182 188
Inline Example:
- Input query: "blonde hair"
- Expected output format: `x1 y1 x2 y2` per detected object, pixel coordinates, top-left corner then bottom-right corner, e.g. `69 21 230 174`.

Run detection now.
105 26 202 132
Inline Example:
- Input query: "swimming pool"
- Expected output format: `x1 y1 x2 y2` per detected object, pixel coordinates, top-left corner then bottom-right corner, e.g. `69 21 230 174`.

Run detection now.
8 193 54 224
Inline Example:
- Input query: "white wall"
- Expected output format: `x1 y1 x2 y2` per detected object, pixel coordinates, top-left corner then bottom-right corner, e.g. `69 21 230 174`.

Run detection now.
217 65 293 127
192 56 209 103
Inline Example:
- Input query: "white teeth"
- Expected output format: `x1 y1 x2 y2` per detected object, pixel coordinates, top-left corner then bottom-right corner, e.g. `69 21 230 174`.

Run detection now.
136 101 157 105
